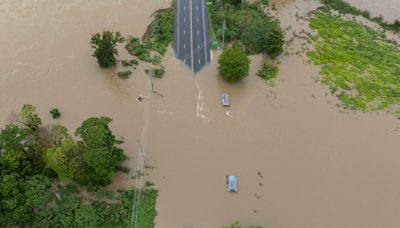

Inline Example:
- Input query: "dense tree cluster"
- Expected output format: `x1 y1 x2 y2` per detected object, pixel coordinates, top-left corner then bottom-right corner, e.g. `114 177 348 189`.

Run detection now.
209 0 284 58
0 105 155 227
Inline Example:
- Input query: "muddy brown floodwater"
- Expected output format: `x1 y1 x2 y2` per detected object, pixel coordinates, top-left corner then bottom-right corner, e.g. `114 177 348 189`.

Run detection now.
1 0 400 228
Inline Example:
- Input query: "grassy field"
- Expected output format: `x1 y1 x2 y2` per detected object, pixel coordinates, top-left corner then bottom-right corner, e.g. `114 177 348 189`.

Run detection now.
308 12 400 111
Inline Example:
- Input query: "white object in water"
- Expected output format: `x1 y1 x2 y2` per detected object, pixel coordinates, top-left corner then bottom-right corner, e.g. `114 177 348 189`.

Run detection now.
222 93 230 106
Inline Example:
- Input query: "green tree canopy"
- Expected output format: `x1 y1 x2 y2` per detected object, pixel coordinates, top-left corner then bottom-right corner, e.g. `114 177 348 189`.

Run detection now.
75 117 126 186
90 30 124 68
45 138 85 183
218 48 250 83
21 104 42 132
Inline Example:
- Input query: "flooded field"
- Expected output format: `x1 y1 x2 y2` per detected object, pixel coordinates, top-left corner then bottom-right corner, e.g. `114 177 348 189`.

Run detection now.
1 0 400 228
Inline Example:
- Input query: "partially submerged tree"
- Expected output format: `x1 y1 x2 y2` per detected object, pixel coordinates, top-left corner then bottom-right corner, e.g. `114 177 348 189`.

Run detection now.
218 48 250 83
20 104 42 132
75 117 126 186
90 31 124 68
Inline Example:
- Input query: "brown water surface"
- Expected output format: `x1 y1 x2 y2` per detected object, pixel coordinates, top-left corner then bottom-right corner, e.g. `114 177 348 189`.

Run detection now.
1 0 400 228
346 0 400 22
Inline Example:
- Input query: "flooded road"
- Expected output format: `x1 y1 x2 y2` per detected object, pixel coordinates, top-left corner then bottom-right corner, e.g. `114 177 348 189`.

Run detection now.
1 0 400 228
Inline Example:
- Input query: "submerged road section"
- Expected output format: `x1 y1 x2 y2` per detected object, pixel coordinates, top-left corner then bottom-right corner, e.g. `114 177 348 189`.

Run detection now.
173 0 211 73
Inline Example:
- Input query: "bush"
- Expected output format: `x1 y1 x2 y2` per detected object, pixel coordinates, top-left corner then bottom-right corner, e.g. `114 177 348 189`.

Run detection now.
152 67 165 78
257 62 278 80
90 31 124 68
117 71 132 80
49 108 61 119
121 59 139 67
125 36 151 62
218 48 250 83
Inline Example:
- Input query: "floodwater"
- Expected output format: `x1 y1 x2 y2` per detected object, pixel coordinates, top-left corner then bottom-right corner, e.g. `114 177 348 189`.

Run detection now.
346 0 400 22
1 0 400 228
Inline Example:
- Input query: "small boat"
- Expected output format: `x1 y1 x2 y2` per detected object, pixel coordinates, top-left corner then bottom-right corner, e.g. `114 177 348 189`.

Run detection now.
227 175 237 192
222 93 230 106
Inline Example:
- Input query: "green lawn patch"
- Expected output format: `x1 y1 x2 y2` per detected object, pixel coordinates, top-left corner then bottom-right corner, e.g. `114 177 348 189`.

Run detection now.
308 12 400 110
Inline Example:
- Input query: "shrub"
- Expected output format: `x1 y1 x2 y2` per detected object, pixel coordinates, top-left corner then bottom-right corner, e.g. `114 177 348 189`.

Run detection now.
121 59 139 67
49 108 61 119
257 62 278 80
117 71 132 80
125 36 151 62
218 48 250 83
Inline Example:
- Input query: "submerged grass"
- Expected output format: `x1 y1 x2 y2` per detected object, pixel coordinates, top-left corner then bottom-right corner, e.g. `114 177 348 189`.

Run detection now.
308 12 400 111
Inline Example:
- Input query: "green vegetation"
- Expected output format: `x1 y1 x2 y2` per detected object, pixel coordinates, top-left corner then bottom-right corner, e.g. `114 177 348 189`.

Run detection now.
49 108 61 119
218 48 250 83
90 31 125 68
223 221 262 228
121 59 139 68
144 8 174 55
123 7 173 79
151 67 166 79
320 0 400 32
75 117 126 187
260 0 269 6
126 36 152 62
257 62 279 81
308 12 400 110
0 104 158 227
209 0 284 58
117 70 132 80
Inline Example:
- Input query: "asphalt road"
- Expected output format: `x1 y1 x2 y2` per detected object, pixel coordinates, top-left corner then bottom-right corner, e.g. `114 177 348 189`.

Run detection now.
173 0 211 73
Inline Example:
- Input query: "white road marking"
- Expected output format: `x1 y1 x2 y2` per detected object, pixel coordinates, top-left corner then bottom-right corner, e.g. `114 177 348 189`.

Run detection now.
198 59 201 64
201 0 208 64
196 6 198 11
177 0 180 55
184 30 186 35
197 17 199 22
189 0 194 72
197 30 199 35
184 6 185 10
198 44 200 49
184 44 186 48
184 18 185 22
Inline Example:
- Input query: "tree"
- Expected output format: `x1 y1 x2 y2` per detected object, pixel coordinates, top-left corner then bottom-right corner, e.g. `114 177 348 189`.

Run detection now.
90 31 124 68
23 175 52 208
218 48 250 83
75 117 126 186
0 124 39 176
45 139 85 183
262 20 284 58
20 104 42 132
